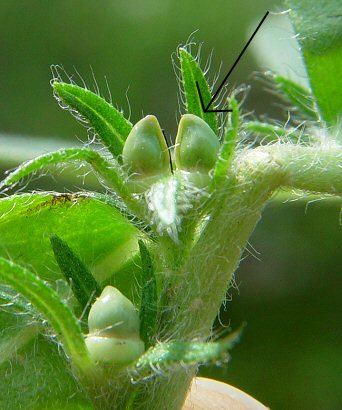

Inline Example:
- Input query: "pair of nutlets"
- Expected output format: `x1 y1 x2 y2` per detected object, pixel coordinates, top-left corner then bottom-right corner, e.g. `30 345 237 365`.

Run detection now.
122 114 219 192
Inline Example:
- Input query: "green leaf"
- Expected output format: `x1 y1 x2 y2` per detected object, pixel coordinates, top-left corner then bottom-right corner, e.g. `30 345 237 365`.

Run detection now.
244 121 306 143
179 48 218 134
0 148 141 215
0 193 140 290
287 0 342 125
272 75 318 121
138 240 157 349
0 323 40 366
135 329 241 376
0 257 94 376
0 333 93 410
50 235 101 309
53 82 132 159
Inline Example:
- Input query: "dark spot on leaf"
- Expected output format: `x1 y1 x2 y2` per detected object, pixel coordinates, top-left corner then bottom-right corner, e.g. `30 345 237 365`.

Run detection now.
22 193 88 215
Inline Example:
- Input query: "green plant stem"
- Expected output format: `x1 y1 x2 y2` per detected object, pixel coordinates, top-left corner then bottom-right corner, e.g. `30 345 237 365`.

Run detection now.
167 144 342 336
272 144 342 194
132 143 342 410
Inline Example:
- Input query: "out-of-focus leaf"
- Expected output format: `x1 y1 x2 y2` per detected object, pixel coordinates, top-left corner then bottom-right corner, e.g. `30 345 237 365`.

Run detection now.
53 82 132 159
0 133 79 167
272 75 318 121
244 121 308 144
287 0 342 125
179 48 218 134
0 193 139 287
0 333 93 410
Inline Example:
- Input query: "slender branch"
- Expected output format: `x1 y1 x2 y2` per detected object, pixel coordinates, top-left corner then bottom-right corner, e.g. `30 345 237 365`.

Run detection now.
266 144 342 195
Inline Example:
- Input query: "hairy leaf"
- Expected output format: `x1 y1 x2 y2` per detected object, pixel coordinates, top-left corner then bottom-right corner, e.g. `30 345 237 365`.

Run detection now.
0 148 141 214
50 235 101 309
53 82 132 159
138 240 157 348
273 75 318 120
244 121 305 143
179 48 218 134
135 329 241 376
0 257 94 375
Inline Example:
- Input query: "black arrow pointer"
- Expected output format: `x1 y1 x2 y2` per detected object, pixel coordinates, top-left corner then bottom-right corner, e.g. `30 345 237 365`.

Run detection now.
197 11 269 113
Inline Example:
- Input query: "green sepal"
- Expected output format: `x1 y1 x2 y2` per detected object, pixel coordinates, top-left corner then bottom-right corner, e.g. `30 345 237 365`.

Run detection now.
50 235 101 310
53 82 132 159
85 286 145 365
272 74 318 121
122 115 171 192
175 114 219 173
87 286 140 338
179 48 218 134
138 240 158 349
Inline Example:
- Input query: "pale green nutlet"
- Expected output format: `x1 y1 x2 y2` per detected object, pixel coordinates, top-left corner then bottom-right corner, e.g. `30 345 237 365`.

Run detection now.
175 114 220 172
85 286 144 365
122 115 171 192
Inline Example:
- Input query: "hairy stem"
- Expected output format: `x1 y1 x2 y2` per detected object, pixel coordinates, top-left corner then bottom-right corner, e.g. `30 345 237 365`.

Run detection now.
87 142 342 410
271 144 342 194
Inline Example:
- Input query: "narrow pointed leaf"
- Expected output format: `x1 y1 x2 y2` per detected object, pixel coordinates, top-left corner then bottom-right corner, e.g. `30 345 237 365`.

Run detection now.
135 329 242 376
0 257 94 375
179 48 218 134
213 97 239 184
50 235 101 309
273 75 318 120
286 0 342 125
138 240 157 348
53 82 132 159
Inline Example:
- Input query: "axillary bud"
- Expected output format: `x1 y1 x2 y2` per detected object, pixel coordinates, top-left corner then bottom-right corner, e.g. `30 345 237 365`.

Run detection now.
175 114 220 187
122 115 171 192
85 286 144 365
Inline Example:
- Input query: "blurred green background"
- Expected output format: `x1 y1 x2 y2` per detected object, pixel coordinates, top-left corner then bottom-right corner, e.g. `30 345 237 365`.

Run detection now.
0 1 341 409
